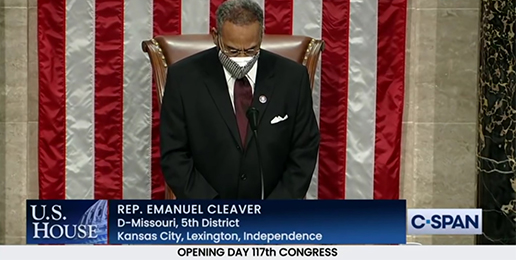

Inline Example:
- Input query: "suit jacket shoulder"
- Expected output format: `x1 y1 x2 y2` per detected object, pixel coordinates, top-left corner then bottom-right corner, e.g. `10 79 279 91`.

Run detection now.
166 48 218 76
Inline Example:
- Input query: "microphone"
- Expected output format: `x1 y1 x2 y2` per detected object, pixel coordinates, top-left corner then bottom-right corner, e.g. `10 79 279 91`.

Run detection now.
246 107 259 132
246 107 264 200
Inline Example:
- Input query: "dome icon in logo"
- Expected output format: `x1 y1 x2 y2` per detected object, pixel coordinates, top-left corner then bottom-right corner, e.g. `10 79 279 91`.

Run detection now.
76 200 108 244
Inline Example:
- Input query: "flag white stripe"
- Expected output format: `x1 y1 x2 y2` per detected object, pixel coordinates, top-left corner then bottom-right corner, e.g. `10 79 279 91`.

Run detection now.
292 0 322 200
65 0 95 199
181 0 210 34
122 0 154 199
345 0 378 199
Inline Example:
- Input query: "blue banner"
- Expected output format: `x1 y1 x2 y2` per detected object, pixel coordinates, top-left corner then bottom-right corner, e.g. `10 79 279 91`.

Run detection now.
111 200 406 244
26 200 406 245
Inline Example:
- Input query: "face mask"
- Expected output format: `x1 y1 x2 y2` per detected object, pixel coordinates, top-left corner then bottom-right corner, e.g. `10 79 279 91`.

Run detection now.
218 50 260 79
229 56 254 68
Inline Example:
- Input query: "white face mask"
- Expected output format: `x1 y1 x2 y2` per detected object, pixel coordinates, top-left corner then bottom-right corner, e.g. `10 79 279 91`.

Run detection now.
229 56 254 67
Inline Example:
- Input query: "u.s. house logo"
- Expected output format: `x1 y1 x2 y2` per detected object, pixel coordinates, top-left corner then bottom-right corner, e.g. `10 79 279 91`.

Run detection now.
28 200 108 244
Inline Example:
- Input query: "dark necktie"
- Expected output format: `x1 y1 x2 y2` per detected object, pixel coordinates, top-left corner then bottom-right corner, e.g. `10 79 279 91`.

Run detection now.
234 77 253 148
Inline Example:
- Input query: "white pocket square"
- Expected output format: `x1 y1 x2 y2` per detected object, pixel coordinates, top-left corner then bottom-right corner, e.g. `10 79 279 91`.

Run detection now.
271 114 288 125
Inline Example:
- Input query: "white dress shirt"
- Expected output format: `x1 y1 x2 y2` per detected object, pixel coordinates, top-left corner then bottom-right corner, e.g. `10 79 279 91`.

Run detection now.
222 61 258 111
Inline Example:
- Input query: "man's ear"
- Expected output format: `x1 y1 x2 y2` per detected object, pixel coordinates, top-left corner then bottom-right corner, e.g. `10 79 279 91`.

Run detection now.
210 28 218 45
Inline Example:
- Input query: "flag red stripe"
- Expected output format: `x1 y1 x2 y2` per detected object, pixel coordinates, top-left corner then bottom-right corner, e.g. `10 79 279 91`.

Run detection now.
38 0 67 200
373 0 407 199
318 0 349 199
264 0 293 34
153 0 182 36
151 95 166 200
94 0 125 199
210 0 226 30
152 0 182 199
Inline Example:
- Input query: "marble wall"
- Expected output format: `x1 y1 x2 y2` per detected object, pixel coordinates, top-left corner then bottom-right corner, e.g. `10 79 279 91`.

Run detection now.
0 0 38 245
0 0 481 244
402 0 480 245
476 0 516 244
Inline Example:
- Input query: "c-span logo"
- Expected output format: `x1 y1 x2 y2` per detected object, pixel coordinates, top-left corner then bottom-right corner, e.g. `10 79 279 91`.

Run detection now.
407 209 482 235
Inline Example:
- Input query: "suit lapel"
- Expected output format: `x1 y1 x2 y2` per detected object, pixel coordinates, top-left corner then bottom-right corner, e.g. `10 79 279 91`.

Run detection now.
245 50 276 147
202 48 241 146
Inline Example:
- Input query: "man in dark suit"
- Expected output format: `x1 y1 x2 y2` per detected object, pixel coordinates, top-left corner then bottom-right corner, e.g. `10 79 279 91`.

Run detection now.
160 0 320 200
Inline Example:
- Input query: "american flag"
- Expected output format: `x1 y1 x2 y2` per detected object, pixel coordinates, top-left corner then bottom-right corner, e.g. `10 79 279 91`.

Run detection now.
38 0 407 200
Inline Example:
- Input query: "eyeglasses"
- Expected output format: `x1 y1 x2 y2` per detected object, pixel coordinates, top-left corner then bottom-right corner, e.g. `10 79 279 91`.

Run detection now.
221 48 260 57
217 36 260 57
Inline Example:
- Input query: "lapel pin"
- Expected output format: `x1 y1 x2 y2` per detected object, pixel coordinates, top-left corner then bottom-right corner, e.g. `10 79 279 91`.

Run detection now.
259 95 267 104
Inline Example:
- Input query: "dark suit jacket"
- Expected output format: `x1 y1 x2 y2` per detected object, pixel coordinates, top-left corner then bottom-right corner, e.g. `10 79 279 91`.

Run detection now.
160 47 320 200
